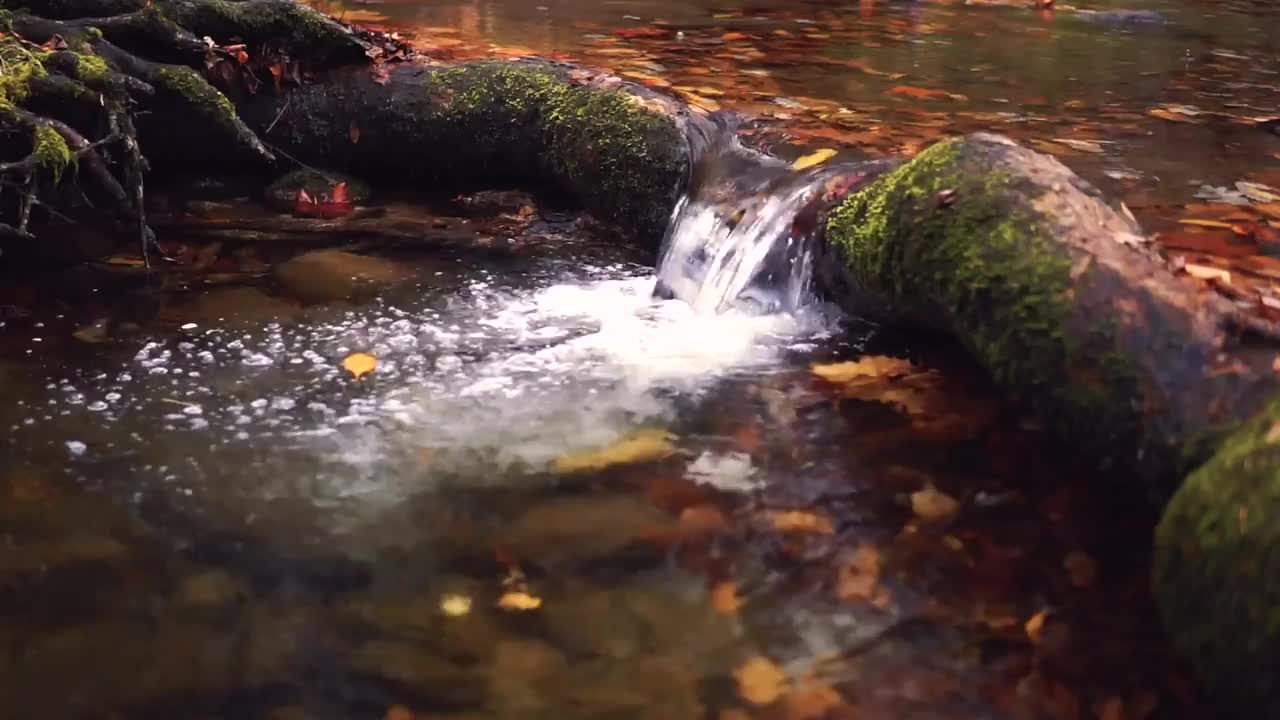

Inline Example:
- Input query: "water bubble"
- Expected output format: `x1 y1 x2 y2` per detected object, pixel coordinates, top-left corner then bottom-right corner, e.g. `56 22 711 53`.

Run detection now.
66 440 87 456
87 401 109 412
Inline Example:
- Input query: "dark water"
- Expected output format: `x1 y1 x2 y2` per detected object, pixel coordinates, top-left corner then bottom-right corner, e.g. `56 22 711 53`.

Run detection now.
4 0 1265 716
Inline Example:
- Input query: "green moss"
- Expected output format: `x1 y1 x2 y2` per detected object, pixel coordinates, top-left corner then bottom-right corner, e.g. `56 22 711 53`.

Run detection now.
418 63 685 239
32 125 71 184
153 65 236 123
161 0 357 60
73 52 110 84
0 39 48 107
1154 396 1280 717
825 137 1139 458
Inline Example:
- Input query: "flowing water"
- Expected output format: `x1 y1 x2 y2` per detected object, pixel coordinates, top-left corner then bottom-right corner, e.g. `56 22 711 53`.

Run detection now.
6 0 1271 717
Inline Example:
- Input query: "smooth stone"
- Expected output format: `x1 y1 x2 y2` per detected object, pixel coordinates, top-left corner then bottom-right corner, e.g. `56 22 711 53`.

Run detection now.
264 169 372 212
540 587 646 660
336 591 502 663
275 250 415 304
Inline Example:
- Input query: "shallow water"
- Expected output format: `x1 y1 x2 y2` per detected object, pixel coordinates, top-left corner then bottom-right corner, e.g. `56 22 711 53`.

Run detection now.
4 0 1264 715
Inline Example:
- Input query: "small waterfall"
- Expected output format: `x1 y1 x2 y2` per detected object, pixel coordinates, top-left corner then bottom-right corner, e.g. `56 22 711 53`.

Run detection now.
654 134 887 315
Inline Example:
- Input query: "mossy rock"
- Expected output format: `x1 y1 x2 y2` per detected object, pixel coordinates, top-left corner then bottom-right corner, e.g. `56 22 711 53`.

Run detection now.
264 168 372 212
1154 398 1280 716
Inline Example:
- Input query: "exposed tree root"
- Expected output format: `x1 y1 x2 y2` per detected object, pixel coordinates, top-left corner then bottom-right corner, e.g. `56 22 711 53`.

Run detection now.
0 0 370 260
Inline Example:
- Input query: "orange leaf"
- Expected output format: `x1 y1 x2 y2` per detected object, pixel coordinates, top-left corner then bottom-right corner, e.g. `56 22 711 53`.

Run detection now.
734 655 788 705
342 352 377 379
1025 610 1048 645
710 580 741 615
764 509 834 534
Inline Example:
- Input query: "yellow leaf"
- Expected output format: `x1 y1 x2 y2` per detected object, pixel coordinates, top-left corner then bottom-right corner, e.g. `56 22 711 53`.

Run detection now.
551 429 677 473
765 509 834 534
1177 218 1237 229
811 356 915 383
734 655 788 705
910 484 961 521
343 352 377 379
791 148 838 170
1025 609 1048 645
497 591 543 611
439 593 472 617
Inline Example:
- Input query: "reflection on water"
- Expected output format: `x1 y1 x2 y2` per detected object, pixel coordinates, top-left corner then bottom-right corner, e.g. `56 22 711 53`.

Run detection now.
312 0 1280 206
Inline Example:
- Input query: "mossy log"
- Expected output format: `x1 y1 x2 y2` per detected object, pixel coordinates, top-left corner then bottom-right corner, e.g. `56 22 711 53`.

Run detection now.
234 61 711 241
820 133 1280 713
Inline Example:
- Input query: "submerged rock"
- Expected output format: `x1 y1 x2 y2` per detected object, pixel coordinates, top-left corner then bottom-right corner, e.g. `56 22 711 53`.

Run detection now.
274 250 415 304
346 639 488 708
172 568 248 616
180 286 302 328
264 169 372 213
499 493 676 567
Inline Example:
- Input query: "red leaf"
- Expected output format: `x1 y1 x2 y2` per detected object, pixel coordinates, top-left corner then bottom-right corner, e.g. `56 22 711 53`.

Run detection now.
331 182 349 204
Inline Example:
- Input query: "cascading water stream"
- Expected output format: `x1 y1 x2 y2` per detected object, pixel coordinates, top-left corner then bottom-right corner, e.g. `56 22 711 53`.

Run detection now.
653 131 888 315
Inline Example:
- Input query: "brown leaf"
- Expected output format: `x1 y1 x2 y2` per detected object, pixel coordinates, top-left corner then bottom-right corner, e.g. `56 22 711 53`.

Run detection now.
1025 609 1048 645
1183 263 1231 283
836 543 881 602
735 655 788 705
765 509 834 534
496 591 542 611
349 120 361 144
385 705 415 720
1063 550 1097 588
782 677 843 720
910 484 960 521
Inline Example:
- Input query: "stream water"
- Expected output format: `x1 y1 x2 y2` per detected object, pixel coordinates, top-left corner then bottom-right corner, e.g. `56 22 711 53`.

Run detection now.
4 0 1272 717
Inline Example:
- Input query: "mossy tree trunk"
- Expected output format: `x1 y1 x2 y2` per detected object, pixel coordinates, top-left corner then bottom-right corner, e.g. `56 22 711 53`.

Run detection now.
820 132 1280 714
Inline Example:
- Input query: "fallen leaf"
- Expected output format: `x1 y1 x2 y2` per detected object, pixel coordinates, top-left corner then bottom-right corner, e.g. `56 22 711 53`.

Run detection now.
551 428 677 473
343 352 377 379
889 85 965 101
735 655 788 705
836 543 881 601
679 504 730 535
1063 550 1096 588
792 148 838 170
1177 218 1238 229
1025 609 1048 645
1237 181 1280 203
811 355 916 383
710 580 742 615
1148 107 1200 124
1097 696 1126 720
439 593 472 617
1182 263 1231 283
765 509 834 534
385 705 415 720
497 591 543 611
1052 138 1105 154
782 677 843 720
910 484 960 521
349 120 361 144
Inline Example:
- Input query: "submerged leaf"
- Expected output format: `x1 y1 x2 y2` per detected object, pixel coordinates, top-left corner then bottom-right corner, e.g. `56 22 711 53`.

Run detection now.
910 484 961 521
791 148 838 170
765 509 835 534
497 591 543 611
551 429 677 473
735 655 788 705
439 593 472 617
343 352 378 379
811 356 916 383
